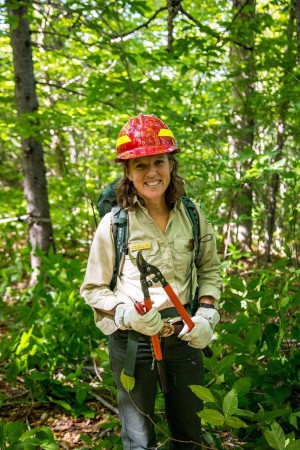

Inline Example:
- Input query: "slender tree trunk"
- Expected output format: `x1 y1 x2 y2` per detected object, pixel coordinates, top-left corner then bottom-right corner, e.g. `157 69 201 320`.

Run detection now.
264 5 296 262
166 0 181 52
8 0 54 281
294 0 300 63
228 0 256 250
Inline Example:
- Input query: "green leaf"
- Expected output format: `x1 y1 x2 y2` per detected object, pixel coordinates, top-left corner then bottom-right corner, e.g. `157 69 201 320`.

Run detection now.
36 428 56 440
189 385 216 403
19 437 41 448
225 415 248 428
229 276 246 293
288 413 298 429
216 354 237 373
80 433 93 444
286 441 300 450
53 400 72 411
4 422 25 444
120 370 135 392
40 439 59 450
222 390 238 416
198 409 225 426
16 326 34 355
245 324 261 348
232 377 252 396
76 384 90 404
256 408 291 423
234 408 255 419
0 420 4 447
264 422 286 450
6 358 21 381
263 323 280 354
270 158 286 171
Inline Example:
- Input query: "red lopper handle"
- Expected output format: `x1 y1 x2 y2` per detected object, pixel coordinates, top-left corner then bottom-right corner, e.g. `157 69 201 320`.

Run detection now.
143 298 163 362
164 284 213 358
164 284 195 331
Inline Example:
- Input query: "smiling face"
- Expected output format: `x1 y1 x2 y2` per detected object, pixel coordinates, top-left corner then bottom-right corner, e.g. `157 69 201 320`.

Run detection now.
127 154 173 206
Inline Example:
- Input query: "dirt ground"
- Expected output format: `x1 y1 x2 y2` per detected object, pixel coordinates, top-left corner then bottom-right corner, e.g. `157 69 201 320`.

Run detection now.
0 317 119 449
0 371 119 449
0 323 238 450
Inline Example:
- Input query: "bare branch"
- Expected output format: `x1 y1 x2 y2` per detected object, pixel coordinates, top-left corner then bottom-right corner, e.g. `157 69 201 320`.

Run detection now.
229 0 252 31
110 6 167 40
37 80 86 96
36 81 116 108
179 6 254 51
90 392 119 415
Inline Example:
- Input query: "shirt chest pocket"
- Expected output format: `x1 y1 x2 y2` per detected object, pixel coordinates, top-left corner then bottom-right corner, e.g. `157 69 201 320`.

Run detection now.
170 239 195 274
121 240 160 280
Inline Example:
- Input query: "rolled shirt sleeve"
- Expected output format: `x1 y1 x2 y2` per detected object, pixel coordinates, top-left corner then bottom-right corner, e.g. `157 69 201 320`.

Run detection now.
80 213 122 334
196 208 222 303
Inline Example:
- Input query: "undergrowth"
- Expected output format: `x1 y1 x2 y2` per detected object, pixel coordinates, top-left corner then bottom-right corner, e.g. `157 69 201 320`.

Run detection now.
0 242 299 449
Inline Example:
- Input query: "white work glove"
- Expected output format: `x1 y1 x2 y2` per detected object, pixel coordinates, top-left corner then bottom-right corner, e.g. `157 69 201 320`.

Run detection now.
114 303 163 336
178 306 220 349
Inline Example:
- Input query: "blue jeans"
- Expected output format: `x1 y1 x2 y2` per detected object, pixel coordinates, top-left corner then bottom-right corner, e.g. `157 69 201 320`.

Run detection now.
109 330 204 449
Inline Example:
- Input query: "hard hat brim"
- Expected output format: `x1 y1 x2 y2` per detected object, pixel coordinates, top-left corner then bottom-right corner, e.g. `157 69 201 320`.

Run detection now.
115 145 179 162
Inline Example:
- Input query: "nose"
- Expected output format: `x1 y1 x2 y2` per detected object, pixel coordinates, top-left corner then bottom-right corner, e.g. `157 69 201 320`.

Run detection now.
146 163 158 177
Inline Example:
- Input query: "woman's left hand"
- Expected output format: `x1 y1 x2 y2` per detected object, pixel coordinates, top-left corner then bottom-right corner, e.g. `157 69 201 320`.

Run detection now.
178 316 213 348
178 306 220 349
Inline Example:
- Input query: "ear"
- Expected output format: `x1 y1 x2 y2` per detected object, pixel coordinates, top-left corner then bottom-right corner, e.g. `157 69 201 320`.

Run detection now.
125 164 133 181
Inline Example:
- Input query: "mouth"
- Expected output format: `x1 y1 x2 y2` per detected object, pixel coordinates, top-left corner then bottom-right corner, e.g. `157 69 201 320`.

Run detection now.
145 180 161 187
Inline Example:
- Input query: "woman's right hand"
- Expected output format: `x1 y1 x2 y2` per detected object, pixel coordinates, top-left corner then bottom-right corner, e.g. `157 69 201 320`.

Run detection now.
114 303 163 336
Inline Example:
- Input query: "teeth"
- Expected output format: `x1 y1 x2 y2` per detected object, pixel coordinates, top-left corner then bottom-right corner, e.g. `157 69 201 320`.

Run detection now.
146 181 160 186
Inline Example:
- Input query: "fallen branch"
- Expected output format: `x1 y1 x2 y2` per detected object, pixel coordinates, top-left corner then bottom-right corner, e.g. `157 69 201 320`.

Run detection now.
90 392 119 415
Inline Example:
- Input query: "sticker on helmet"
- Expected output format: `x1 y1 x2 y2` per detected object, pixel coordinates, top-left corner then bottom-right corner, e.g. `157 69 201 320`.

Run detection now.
116 135 132 147
158 129 174 138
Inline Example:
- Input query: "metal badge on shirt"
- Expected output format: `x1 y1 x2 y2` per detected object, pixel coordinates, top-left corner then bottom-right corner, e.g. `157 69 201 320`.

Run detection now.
130 242 151 252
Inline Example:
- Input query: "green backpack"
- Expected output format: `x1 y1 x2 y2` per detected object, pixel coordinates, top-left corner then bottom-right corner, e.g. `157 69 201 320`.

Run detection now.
96 178 202 314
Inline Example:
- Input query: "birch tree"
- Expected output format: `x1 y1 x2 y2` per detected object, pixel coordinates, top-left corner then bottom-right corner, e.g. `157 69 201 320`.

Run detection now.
7 0 53 281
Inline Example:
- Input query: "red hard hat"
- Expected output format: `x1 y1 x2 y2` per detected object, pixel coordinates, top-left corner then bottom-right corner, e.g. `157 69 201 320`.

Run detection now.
115 113 179 162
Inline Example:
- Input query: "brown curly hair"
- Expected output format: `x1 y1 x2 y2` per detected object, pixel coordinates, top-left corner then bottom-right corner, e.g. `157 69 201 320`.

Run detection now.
116 154 185 210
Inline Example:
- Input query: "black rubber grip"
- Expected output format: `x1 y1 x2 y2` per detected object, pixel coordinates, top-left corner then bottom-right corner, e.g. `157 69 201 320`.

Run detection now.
202 346 213 358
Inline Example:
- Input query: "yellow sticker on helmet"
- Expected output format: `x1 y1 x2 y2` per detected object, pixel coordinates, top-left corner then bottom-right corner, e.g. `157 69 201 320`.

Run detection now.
158 129 174 138
116 135 132 147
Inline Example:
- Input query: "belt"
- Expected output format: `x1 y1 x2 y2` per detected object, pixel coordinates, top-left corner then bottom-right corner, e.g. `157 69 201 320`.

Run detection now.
160 320 184 338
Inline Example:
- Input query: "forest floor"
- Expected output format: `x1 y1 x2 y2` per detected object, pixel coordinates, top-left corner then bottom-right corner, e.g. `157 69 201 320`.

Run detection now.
0 364 238 450
0 372 119 449
0 318 119 449
0 322 238 450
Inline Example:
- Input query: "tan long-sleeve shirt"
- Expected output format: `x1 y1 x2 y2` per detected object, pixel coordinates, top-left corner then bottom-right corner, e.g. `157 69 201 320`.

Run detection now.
80 199 221 334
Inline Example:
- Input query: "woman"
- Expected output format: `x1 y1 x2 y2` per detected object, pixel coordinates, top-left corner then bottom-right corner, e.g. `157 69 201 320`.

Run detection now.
81 114 222 449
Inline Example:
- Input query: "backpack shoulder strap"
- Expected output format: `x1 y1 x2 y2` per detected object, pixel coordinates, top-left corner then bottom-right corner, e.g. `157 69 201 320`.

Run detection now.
110 206 128 291
181 197 202 315
181 196 201 267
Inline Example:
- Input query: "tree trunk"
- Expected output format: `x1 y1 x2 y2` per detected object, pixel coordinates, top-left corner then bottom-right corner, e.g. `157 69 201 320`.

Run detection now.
8 0 54 281
264 5 296 263
294 0 300 63
228 0 256 250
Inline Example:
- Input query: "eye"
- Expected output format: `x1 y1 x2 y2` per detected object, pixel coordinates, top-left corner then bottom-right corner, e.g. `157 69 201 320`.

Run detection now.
154 158 165 166
135 163 146 170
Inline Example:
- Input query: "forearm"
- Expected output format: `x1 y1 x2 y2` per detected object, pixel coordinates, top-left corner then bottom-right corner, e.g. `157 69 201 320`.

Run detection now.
94 307 115 315
198 295 215 305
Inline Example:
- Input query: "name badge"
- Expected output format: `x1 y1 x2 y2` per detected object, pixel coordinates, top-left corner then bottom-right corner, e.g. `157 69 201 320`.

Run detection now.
130 242 151 252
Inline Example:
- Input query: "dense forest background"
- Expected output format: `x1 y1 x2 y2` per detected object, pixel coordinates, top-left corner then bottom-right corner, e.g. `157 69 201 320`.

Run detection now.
0 0 299 449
